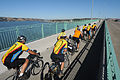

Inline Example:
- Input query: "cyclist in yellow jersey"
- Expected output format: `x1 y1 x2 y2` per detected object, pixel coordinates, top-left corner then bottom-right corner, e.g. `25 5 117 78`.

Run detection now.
92 23 97 35
75 25 79 31
87 23 92 40
2 35 39 79
57 29 66 40
82 24 87 39
73 28 83 50
51 35 68 76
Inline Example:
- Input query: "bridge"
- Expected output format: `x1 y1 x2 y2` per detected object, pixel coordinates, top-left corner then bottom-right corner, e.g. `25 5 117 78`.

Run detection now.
0 20 120 80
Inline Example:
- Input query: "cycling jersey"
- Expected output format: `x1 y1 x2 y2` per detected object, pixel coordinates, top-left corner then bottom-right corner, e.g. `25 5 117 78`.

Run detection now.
73 30 81 38
57 32 66 40
92 24 97 29
2 42 29 64
83 26 87 30
53 39 67 55
75 27 79 30
87 25 91 31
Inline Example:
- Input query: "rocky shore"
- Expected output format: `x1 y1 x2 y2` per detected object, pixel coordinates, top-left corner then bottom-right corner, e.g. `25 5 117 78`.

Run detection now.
0 17 45 22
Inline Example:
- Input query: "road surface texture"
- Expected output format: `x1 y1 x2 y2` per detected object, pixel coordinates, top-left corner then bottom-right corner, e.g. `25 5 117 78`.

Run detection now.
107 20 120 68
0 21 101 80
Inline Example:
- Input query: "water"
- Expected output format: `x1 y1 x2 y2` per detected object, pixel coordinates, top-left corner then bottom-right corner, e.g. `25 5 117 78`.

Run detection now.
0 21 46 28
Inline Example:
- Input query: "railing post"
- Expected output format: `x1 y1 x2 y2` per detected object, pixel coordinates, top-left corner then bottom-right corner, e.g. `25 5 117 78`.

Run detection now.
16 26 19 37
64 22 67 30
56 23 58 34
41 24 44 38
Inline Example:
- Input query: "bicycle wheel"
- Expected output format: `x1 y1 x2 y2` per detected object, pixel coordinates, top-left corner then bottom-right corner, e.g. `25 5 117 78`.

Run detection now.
64 54 70 68
41 62 52 80
32 59 44 75
12 72 19 80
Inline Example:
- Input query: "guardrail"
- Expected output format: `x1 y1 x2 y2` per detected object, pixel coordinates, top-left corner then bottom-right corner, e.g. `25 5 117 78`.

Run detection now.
105 21 120 80
0 19 98 51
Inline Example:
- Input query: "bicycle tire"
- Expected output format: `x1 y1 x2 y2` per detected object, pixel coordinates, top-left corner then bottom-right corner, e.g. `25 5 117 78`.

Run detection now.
64 54 70 68
41 62 52 80
32 59 44 75
12 75 18 80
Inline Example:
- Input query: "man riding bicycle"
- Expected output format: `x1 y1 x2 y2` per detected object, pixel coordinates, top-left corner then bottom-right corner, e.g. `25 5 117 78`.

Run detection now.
75 25 79 31
57 29 66 40
87 23 92 40
91 23 97 35
73 27 83 51
2 35 39 79
82 24 87 39
51 35 68 76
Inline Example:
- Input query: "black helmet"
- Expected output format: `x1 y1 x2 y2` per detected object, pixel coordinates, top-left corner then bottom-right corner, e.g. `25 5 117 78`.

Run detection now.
17 35 26 42
84 24 86 26
62 29 65 32
88 23 91 25
77 25 79 27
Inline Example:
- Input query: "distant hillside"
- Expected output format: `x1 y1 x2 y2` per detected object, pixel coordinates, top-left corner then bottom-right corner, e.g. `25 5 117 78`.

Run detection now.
0 17 46 22
0 17 99 22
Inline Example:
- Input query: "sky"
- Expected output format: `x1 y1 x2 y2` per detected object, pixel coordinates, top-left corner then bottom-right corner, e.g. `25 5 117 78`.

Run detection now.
0 0 120 19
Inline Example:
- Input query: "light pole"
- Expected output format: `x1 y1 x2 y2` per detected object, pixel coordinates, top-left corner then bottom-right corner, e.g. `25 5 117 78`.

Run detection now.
91 0 93 20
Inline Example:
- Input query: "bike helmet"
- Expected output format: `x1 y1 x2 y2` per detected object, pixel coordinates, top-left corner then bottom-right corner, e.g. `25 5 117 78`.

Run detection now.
84 24 86 26
77 25 79 27
62 29 65 32
17 35 26 42
88 23 91 25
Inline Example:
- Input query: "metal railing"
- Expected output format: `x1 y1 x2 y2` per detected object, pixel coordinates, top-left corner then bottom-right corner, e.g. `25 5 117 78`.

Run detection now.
0 19 98 51
105 21 120 80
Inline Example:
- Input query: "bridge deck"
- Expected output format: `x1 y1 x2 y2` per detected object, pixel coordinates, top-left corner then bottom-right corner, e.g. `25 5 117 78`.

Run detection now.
0 21 104 80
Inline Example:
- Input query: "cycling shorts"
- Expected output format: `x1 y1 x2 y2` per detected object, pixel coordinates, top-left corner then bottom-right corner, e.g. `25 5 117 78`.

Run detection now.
73 37 80 44
51 53 64 62
87 31 90 35
92 28 95 31
83 29 87 32
3 58 25 69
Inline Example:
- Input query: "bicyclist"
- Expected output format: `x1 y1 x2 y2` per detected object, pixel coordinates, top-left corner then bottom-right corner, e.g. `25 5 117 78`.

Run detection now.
2 35 39 79
75 25 79 30
57 29 66 40
82 24 87 39
51 35 68 76
87 23 92 40
91 23 97 35
73 27 83 51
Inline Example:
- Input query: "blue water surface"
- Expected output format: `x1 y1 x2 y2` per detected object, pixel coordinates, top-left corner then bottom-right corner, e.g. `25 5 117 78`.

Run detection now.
0 21 46 28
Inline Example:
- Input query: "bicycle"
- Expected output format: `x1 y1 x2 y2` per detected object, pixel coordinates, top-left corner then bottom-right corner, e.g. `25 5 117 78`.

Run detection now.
41 61 60 80
83 30 87 41
5 50 44 80
41 52 69 80
64 52 70 68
